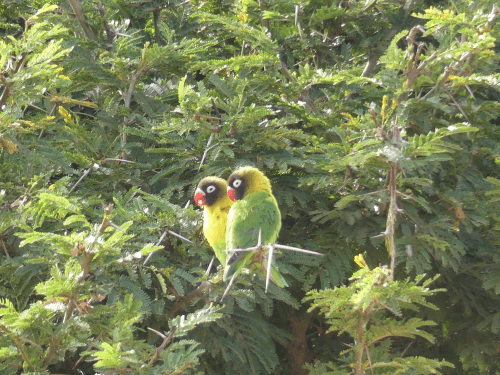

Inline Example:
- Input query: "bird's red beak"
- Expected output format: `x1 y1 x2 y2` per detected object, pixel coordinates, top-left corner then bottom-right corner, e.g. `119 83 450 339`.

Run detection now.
227 186 236 202
194 190 206 206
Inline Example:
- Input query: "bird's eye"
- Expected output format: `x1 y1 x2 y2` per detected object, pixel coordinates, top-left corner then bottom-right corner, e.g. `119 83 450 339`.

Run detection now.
233 179 242 188
206 185 216 194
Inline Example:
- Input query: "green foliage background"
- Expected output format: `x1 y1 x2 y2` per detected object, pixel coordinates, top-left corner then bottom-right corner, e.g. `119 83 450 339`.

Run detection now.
1 0 500 373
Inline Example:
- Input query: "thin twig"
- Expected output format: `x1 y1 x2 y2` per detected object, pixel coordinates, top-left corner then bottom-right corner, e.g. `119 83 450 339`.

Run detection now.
0 324 35 370
1 238 10 259
143 228 169 266
102 158 137 164
359 189 389 197
145 228 191 266
146 326 177 367
194 114 223 122
72 335 102 370
446 91 469 121
400 339 414 358
198 133 214 172
365 344 375 375
170 281 211 315
39 104 57 139
386 123 400 280
0 53 27 108
67 167 93 196
148 327 166 339
279 63 319 114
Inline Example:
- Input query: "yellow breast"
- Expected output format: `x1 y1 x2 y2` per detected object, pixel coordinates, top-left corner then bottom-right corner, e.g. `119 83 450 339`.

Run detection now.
203 194 233 264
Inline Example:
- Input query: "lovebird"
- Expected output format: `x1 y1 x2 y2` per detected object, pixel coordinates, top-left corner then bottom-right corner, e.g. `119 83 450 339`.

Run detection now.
223 166 288 287
194 176 234 266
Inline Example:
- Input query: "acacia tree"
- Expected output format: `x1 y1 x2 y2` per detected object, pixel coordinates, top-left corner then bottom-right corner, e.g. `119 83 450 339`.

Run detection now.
1 0 500 374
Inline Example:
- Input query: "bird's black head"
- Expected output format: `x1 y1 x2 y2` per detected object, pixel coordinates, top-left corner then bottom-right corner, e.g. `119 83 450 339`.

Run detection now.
195 178 227 207
227 173 246 201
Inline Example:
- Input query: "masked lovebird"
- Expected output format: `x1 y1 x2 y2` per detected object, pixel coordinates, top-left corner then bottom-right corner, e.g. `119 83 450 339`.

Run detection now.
194 177 234 266
223 166 288 288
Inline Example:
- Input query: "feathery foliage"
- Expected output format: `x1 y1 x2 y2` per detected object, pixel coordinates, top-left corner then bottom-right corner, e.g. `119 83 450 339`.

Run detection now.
1 0 500 373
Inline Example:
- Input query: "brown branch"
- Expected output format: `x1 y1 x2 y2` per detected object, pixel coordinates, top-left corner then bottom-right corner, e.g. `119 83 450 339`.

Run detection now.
42 335 64 368
354 315 365 375
72 334 102 370
422 51 469 100
359 27 400 78
360 189 389 197
368 108 381 129
147 326 177 367
0 324 35 370
124 64 148 108
385 124 401 280
153 9 164 46
337 166 357 193
279 63 319 114
1 237 10 259
194 114 223 123
361 53 378 78
65 0 97 41
258 0 270 30
227 118 237 138
487 5 500 29
98 2 114 48
386 164 398 280
400 338 414 358
446 90 469 121
365 344 375 375
285 310 313 375
63 298 77 324
121 62 147 152
0 53 27 108
170 281 211 316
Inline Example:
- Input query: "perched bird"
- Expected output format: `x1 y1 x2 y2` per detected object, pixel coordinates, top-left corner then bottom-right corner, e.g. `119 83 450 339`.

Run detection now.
223 166 287 287
194 177 234 266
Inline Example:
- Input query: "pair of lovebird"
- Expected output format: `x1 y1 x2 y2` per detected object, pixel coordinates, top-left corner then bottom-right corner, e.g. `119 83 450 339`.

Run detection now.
194 166 288 288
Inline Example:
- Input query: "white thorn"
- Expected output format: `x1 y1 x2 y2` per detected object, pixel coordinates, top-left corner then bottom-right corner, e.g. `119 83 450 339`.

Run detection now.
221 273 236 302
272 243 324 256
166 229 193 244
265 244 274 293
205 257 214 277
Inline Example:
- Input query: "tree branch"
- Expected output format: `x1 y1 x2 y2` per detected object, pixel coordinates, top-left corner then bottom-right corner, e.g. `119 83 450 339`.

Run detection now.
279 63 319 114
0 324 35 370
146 326 177 367
170 281 211 316
42 335 63 368
65 0 97 41
98 2 114 48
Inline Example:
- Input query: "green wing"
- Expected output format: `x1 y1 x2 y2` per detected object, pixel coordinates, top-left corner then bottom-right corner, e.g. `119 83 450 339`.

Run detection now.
212 239 226 266
224 190 286 287
226 190 281 250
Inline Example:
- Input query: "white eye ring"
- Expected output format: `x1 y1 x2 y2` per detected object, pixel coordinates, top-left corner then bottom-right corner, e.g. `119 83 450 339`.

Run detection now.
206 185 216 194
233 179 242 188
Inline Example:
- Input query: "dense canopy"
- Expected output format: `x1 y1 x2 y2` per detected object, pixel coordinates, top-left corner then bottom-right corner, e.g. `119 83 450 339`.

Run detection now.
1 0 500 374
